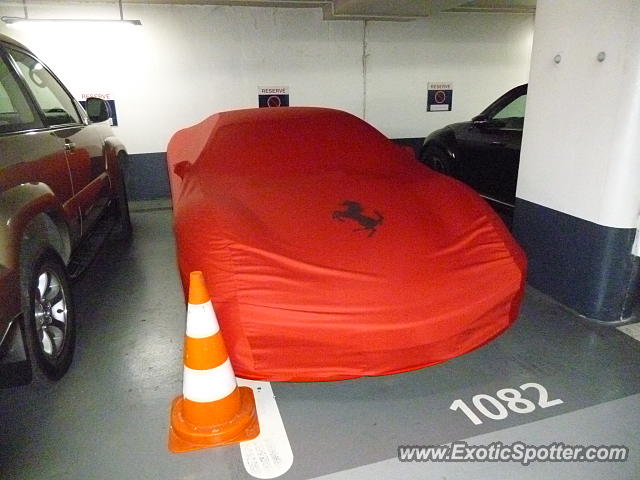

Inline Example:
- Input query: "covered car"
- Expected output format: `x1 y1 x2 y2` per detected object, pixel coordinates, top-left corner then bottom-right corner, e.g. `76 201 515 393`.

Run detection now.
166 107 526 382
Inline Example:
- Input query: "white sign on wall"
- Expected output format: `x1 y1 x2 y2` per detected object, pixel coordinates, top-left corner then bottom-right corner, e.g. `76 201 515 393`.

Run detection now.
427 82 453 112
258 86 290 108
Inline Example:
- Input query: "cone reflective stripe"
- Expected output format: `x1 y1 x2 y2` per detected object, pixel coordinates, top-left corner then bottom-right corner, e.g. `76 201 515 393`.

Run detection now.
169 271 259 453
183 361 237 402
185 301 219 338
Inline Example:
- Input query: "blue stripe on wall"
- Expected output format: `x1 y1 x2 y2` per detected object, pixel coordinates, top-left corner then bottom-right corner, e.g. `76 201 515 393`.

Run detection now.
122 144 638 323
123 152 170 201
123 138 425 201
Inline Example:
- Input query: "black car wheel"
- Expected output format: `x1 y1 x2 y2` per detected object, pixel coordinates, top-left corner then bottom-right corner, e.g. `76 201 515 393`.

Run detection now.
20 248 76 381
421 146 452 175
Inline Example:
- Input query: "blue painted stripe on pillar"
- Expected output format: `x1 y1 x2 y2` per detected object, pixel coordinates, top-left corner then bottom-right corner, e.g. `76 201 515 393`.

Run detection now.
513 197 638 323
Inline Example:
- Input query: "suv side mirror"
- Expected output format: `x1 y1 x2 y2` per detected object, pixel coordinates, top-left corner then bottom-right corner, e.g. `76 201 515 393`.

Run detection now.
86 97 111 123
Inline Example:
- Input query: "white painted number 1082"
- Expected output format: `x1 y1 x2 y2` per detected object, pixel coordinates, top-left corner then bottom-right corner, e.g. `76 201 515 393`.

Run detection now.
450 383 564 425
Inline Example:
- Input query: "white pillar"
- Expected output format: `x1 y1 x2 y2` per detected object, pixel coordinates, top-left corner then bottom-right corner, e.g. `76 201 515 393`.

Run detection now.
513 0 640 322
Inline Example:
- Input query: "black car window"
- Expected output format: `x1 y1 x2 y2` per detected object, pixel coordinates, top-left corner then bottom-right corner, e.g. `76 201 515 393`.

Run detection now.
8 49 81 127
0 54 42 134
493 94 527 130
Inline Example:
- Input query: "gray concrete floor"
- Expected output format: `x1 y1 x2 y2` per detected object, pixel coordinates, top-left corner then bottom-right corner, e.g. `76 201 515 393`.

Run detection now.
1 208 639 479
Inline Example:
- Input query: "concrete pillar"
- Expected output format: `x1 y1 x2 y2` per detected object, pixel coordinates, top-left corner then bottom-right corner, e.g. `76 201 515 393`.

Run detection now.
514 0 640 323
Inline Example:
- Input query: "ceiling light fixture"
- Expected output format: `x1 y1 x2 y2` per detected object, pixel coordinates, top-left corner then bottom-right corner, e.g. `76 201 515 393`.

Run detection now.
1 0 142 27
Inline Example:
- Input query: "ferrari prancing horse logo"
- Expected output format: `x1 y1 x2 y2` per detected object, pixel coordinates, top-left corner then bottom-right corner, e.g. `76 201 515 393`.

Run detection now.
332 201 383 237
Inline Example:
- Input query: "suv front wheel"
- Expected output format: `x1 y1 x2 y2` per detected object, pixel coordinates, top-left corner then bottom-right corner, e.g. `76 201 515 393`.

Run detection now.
20 248 76 381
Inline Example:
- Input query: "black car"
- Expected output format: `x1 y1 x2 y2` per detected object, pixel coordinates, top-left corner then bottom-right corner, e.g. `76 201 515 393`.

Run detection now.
420 84 527 216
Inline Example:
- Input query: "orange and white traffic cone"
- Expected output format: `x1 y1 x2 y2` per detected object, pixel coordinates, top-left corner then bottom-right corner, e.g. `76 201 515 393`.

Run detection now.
168 271 259 453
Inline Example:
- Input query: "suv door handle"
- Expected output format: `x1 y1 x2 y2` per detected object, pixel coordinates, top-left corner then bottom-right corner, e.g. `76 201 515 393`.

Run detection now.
490 141 505 147
64 140 76 151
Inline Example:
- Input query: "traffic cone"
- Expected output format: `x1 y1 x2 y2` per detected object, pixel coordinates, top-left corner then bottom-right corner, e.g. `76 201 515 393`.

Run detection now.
168 271 259 453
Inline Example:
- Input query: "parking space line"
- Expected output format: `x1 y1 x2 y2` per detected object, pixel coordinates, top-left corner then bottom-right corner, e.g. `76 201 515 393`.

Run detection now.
237 379 294 479
618 323 640 342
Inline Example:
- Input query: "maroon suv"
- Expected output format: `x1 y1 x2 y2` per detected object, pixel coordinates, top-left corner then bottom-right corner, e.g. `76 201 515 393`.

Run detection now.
0 34 131 381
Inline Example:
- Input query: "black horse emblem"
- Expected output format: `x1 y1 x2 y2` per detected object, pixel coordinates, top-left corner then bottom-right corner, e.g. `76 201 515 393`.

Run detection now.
332 201 383 237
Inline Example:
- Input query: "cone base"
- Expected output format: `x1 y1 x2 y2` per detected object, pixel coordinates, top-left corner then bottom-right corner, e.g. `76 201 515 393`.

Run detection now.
168 386 260 453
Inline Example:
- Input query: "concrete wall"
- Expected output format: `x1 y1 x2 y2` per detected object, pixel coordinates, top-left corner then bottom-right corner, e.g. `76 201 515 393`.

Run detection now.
0 2 533 155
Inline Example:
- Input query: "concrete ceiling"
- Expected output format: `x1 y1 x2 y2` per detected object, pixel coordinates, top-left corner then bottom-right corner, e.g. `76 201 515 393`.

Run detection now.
54 0 535 21
325 0 535 20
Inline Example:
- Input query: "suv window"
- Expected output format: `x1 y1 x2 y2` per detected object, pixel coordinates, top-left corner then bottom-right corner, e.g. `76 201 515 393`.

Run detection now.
493 94 526 130
8 48 80 126
0 54 41 134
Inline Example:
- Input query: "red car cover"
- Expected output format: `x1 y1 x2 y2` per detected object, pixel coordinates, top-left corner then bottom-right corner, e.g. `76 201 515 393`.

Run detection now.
167 107 526 382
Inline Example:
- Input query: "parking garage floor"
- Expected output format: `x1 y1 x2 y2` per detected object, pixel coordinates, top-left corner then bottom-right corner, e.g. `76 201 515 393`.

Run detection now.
1 206 639 480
